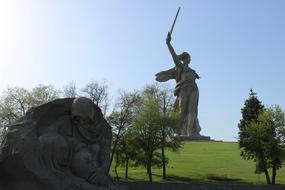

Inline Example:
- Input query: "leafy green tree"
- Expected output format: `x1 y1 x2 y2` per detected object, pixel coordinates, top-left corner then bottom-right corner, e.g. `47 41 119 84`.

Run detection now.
0 85 59 125
238 89 266 180
0 87 31 126
238 89 264 151
132 96 180 182
107 91 142 175
112 129 139 179
0 85 60 143
29 84 60 106
132 98 161 182
245 106 285 184
142 83 180 179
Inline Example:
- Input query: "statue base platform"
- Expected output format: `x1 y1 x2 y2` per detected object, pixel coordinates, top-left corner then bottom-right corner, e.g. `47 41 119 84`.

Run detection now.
178 135 212 141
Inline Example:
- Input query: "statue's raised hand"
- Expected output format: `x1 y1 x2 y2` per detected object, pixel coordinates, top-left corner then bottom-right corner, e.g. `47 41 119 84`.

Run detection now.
166 32 171 44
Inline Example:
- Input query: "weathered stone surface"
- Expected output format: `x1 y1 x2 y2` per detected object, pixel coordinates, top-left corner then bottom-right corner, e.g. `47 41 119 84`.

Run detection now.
0 97 123 190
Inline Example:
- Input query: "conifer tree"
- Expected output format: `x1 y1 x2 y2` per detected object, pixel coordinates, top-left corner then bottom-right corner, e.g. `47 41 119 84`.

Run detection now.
238 89 264 148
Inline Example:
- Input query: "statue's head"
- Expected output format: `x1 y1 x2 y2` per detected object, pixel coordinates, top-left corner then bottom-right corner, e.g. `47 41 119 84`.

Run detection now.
72 97 104 142
72 97 95 123
178 52 191 65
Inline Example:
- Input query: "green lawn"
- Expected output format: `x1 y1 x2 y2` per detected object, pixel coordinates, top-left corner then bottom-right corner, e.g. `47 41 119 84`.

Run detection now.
110 141 285 185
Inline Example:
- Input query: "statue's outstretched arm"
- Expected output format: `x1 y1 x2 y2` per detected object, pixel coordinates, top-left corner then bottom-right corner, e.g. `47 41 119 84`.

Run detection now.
166 32 180 67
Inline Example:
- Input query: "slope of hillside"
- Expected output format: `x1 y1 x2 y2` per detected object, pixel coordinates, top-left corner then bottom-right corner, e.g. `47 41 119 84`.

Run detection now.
111 141 285 184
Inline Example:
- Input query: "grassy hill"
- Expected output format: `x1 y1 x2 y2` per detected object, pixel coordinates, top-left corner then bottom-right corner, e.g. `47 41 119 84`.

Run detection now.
110 141 285 185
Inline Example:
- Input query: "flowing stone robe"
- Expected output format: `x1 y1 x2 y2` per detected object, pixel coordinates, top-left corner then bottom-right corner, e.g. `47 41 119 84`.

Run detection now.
155 64 201 136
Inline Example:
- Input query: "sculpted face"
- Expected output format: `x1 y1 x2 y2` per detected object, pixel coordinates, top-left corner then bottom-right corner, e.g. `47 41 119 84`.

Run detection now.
72 97 100 142
179 52 191 65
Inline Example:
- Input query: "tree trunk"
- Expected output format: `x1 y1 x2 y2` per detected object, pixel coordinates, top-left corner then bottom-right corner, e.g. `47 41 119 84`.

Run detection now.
147 163 150 174
114 158 119 180
147 154 153 182
272 167 276 185
108 125 123 172
125 157 129 179
148 162 152 182
162 104 167 180
161 130 166 179
264 168 271 184
259 155 271 184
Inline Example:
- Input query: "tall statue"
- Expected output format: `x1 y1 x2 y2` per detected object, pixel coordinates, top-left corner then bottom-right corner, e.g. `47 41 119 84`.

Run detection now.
155 8 201 136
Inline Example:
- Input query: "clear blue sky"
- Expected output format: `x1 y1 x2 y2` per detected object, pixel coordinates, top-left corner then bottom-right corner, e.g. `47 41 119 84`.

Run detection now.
1 0 285 141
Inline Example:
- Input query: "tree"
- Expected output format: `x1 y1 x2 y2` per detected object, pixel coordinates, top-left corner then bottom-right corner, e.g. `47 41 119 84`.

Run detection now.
131 96 180 182
107 91 142 175
63 81 77 98
142 83 179 179
81 80 109 116
0 85 60 125
0 85 60 142
245 106 285 184
29 84 60 106
132 97 161 182
268 106 285 184
238 89 264 150
111 129 139 179
238 89 267 180
0 87 31 126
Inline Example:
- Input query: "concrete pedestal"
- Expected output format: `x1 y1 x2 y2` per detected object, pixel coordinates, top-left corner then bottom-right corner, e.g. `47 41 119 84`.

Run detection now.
178 135 211 141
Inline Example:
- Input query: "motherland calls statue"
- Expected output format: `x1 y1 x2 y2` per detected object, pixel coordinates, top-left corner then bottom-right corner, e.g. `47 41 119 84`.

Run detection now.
155 8 201 137
0 97 123 190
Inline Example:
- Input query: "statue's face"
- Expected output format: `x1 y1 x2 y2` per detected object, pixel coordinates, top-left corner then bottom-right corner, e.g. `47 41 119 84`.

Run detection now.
180 56 190 65
72 97 96 123
73 114 101 143
73 115 93 125
71 97 105 142
73 115 95 131
179 53 191 65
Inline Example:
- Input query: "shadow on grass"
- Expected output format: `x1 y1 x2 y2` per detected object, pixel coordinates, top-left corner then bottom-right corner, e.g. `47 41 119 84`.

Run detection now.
160 174 247 184
162 174 204 183
206 174 243 183
113 174 199 183
114 173 250 185
114 176 145 182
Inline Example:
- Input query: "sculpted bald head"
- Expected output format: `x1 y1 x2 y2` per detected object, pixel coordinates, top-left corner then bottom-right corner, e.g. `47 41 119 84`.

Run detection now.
72 97 95 121
71 97 106 142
